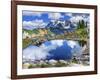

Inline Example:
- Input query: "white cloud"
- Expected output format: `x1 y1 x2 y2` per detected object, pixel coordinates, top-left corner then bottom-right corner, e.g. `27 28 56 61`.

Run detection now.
23 21 33 27
70 15 90 27
70 16 84 23
70 14 90 24
40 40 64 53
48 12 64 19
51 40 64 47
65 13 73 17
23 46 49 60
67 40 77 48
67 40 82 55
40 41 57 52
23 11 43 17
23 19 47 30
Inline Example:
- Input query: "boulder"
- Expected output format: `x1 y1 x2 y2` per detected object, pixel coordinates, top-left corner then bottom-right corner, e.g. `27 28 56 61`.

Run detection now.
23 63 30 69
48 59 57 65
59 60 67 64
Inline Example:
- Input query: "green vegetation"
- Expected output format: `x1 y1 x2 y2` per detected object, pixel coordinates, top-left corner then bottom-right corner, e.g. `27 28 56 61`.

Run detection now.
76 20 88 40
54 62 67 67
32 29 39 34
77 20 88 29
72 59 79 64
27 63 67 68
28 63 53 68
23 29 33 35
75 20 88 46
40 63 52 68
23 29 39 35
23 39 32 48
28 64 35 68
78 40 87 47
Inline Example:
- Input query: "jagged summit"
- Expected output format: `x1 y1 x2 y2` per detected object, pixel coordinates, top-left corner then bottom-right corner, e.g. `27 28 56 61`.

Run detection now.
23 19 76 30
46 19 75 29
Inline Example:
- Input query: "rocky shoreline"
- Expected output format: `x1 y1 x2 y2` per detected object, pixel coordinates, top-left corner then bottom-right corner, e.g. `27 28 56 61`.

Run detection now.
22 58 90 69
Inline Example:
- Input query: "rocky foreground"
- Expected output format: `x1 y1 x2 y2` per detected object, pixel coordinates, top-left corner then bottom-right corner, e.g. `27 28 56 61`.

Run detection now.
22 59 89 69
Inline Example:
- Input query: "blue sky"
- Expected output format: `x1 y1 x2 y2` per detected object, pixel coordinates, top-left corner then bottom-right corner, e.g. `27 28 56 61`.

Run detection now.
22 11 71 23
22 10 90 30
